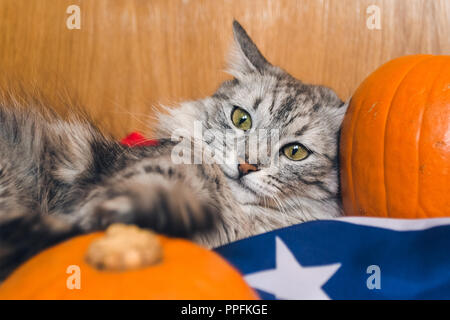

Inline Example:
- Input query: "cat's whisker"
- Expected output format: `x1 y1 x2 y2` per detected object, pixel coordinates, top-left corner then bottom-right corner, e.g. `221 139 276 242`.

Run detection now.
272 195 287 217
102 97 162 131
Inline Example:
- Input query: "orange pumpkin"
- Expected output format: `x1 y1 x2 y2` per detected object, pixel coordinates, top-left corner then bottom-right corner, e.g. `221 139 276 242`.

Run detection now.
0 224 258 300
340 55 450 218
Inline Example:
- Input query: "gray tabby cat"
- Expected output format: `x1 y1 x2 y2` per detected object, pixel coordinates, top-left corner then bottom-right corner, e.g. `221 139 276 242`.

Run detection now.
0 21 346 280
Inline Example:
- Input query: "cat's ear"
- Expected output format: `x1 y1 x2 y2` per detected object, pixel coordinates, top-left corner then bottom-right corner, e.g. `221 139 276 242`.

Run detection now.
227 20 272 77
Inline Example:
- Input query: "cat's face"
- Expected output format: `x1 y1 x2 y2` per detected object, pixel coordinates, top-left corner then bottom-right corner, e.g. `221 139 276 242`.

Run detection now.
159 21 346 215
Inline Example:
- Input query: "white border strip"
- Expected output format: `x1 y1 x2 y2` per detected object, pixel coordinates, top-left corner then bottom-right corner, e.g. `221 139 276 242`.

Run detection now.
330 216 450 231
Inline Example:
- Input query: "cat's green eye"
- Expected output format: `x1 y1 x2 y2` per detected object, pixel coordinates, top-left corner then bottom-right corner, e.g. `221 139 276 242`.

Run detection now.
282 143 310 161
231 107 252 131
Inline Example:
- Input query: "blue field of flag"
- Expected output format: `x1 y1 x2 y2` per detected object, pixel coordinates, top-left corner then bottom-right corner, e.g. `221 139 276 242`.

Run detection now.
215 217 450 300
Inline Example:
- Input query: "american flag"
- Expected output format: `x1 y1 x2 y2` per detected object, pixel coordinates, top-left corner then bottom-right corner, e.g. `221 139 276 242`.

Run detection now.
215 217 450 300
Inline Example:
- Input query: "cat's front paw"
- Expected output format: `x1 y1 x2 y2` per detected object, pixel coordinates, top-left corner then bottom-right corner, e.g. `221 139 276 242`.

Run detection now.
86 183 221 238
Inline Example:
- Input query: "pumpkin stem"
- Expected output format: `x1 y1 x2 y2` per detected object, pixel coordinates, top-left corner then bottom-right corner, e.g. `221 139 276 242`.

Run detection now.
85 224 163 271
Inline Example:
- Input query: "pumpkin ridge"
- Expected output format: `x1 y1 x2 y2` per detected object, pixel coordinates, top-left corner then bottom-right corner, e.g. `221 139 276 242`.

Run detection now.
415 57 448 217
417 58 450 216
381 56 435 217
349 95 367 215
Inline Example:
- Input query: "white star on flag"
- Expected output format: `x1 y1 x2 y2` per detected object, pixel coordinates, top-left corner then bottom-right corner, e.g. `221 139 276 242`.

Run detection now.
244 237 341 300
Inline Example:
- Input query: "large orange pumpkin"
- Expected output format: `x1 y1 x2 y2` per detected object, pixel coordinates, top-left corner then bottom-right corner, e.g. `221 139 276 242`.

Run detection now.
0 224 258 300
340 55 450 218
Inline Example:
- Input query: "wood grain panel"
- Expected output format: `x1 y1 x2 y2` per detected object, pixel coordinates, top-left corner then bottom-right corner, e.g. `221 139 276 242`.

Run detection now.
0 0 448 137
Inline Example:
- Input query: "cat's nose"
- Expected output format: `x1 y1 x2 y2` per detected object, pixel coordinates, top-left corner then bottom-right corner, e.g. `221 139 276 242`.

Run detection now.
238 162 259 177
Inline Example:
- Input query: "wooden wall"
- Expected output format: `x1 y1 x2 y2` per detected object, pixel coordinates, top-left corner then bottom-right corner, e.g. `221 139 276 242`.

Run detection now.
0 0 449 138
